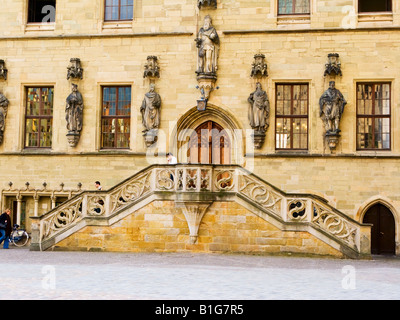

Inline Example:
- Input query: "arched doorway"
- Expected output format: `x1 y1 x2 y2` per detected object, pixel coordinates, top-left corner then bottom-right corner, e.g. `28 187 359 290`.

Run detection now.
363 203 396 255
187 121 231 164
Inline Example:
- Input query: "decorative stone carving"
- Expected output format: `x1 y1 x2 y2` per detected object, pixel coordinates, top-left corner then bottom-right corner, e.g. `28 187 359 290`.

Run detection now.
40 197 83 241
0 60 8 80
141 84 161 147
239 174 282 216
288 200 307 221
143 56 160 79
248 82 270 149
65 84 84 147
0 92 9 145
198 0 217 9
67 58 83 80
176 201 212 244
250 54 268 78
324 53 342 77
313 202 357 249
319 81 347 150
110 171 152 214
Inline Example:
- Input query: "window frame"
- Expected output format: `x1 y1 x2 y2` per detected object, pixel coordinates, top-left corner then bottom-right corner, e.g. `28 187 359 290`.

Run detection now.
100 85 132 150
275 83 309 151
356 82 391 151
358 0 392 13
277 0 311 16
27 0 56 24
24 86 54 149
104 0 134 22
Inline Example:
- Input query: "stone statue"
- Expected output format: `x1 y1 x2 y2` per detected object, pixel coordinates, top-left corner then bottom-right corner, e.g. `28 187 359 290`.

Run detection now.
66 84 84 133
140 83 161 133
0 92 9 145
319 81 346 134
65 84 84 146
248 82 270 133
195 15 219 75
0 60 8 81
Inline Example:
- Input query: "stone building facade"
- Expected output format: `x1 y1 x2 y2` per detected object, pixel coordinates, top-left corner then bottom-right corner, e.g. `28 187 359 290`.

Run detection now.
0 0 399 256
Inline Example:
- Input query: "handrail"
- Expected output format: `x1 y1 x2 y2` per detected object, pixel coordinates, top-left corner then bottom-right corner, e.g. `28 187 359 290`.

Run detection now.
30 164 371 257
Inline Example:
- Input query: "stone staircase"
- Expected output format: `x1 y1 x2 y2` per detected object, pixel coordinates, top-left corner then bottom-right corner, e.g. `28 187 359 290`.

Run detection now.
30 164 371 258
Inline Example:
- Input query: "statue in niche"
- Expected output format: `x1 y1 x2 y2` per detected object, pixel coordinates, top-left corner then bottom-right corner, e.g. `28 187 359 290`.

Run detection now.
195 15 219 76
65 84 84 146
0 92 9 145
248 82 270 133
319 81 346 134
141 83 161 133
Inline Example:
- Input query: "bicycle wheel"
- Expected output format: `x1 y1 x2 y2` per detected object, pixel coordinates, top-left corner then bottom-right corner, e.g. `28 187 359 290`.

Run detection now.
12 230 29 247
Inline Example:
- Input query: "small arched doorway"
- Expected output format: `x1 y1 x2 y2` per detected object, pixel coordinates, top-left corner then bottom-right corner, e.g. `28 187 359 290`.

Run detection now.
363 203 396 255
187 121 231 164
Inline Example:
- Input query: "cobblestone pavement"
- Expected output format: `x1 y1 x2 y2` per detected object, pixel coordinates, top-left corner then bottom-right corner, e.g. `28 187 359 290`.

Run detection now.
1 247 400 300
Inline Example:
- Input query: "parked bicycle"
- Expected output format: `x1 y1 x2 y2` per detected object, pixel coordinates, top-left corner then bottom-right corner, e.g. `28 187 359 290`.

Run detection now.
10 224 29 247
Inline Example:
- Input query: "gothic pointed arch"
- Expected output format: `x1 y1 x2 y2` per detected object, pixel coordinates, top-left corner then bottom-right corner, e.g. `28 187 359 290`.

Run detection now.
170 104 245 165
357 197 398 255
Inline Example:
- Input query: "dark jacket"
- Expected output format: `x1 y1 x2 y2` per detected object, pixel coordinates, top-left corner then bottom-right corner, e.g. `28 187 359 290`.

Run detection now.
0 212 11 236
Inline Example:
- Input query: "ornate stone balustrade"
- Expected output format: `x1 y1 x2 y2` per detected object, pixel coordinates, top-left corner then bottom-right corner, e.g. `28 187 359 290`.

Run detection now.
30 164 371 258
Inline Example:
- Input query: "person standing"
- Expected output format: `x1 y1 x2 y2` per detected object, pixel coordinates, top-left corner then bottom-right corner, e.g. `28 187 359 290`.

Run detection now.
166 152 177 164
0 209 11 248
95 181 102 190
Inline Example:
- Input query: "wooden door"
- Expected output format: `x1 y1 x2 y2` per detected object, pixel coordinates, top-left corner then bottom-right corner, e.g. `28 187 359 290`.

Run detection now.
363 204 396 255
188 121 231 164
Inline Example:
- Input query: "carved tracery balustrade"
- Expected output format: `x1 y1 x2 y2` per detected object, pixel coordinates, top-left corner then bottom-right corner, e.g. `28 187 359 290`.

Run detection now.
34 164 364 254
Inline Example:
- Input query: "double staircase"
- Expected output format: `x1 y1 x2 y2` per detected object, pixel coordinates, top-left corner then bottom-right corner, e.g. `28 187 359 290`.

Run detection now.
30 164 371 258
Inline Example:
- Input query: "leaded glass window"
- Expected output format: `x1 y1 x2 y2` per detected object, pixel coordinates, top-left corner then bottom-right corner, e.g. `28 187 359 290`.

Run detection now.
104 0 134 21
357 83 391 150
25 87 53 148
278 0 310 15
276 84 309 150
101 86 131 149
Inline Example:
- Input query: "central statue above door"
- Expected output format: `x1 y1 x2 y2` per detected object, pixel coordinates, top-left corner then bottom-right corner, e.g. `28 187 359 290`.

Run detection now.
195 15 219 105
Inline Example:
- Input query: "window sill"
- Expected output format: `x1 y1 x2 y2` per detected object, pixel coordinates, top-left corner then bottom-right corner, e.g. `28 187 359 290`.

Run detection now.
25 22 55 32
102 20 133 31
277 14 311 28
358 12 393 25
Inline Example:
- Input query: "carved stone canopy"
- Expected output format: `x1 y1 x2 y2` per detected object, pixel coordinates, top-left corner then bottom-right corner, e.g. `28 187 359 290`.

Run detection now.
251 54 268 78
198 0 217 9
324 53 342 77
0 60 8 81
143 55 160 79
67 58 83 80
